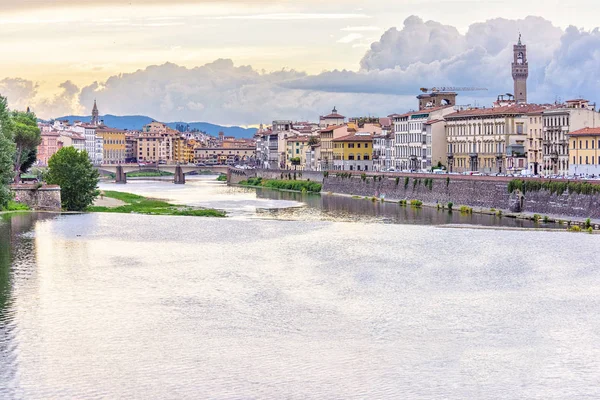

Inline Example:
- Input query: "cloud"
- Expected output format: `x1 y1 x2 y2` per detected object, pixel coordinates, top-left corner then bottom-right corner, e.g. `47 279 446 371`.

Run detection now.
337 33 363 44
4 15 600 125
284 15 594 106
208 13 370 21
0 78 38 110
0 78 81 117
341 26 381 32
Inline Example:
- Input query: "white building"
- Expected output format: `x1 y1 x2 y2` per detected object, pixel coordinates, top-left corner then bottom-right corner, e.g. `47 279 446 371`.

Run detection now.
394 106 453 171
542 99 600 176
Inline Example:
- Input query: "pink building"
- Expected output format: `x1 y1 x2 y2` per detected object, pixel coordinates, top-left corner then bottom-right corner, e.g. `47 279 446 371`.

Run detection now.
37 131 61 166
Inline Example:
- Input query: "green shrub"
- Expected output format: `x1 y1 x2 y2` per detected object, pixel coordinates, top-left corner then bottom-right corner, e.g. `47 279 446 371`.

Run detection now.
2 200 30 211
410 199 423 208
395 177 400 185
533 214 541 222
588 227 594 234
570 225 582 232
543 215 550 223
399 199 407 206
459 205 473 214
496 209 503 217
447 202 453 211
585 218 592 229
508 179 600 196
404 176 409 189
323 171 329 178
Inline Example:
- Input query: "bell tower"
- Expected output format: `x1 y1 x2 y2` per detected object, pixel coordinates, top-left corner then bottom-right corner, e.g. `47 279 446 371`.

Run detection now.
91 100 99 126
512 34 528 104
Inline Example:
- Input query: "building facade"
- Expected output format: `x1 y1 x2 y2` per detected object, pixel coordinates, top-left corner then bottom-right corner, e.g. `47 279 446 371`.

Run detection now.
332 132 373 171
195 147 255 165
37 131 60 166
525 110 543 175
97 128 126 164
394 107 453 171
542 100 600 176
445 105 542 174
319 107 345 128
567 127 600 176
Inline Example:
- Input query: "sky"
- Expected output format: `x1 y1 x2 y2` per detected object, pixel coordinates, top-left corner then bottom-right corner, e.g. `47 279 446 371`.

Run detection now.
1 0 600 125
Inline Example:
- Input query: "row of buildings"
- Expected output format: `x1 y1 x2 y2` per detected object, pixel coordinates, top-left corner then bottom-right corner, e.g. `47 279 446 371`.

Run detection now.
37 101 257 167
253 36 600 176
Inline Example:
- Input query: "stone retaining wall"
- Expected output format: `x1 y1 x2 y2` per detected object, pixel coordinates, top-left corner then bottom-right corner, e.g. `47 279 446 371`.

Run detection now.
322 174 600 219
10 185 62 211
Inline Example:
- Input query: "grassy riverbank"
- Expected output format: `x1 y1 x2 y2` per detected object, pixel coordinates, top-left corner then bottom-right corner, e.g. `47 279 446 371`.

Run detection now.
0 200 30 213
239 177 322 193
87 191 226 217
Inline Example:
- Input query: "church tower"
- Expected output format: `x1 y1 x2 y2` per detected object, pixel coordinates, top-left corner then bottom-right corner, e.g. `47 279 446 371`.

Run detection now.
91 100 99 126
512 34 528 104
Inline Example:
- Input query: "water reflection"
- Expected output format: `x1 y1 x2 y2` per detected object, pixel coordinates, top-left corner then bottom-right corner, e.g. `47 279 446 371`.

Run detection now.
99 178 561 229
0 213 59 397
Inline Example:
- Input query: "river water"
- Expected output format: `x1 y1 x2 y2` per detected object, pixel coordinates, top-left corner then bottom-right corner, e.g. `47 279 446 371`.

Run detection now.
1 177 599 399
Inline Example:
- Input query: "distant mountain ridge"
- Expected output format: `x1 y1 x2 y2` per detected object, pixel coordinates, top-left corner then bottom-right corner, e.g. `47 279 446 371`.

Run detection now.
51 114 257 138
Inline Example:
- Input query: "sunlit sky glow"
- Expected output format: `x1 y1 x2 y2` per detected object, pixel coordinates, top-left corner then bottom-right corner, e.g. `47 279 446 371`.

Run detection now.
1 0 600 124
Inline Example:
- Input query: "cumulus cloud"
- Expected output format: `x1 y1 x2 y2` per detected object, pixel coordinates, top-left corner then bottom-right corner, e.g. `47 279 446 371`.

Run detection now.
284 15 599 106
3 15 600 124
0 78 38 110
0 78 81 117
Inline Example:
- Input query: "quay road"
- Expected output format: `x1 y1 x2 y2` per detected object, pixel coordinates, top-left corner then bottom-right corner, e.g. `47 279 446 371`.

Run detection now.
97 164 231 184
97 164 600 186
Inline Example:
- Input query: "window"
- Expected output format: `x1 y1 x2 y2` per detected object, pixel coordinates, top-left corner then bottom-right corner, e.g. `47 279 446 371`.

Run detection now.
580 140 582 149
586 156 589 164
364 154 370 161
365 143 369 148
580 156 582 164
586 140 589 149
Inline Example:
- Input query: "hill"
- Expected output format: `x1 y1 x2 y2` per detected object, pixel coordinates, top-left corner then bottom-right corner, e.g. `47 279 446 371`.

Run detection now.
52 115 257 138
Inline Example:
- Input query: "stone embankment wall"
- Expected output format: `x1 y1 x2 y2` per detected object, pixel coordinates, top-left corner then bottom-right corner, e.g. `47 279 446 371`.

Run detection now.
10 185 62 211
229 169 600 219
322 174 600 219
228 168 325 185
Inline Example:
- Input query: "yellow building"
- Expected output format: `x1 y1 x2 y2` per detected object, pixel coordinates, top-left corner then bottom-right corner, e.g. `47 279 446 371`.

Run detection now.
97 128 126 164
332 132 374 171
319 124 350 170
286 136 309 168
195 147 256 165
567 127 600 176
525 109 544 175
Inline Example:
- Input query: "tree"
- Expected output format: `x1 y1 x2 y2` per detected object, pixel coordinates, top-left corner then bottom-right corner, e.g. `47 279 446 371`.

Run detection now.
11 110 41 182
46 147 99 211
307 136 319 147
0 95 15 209
19 148 37 173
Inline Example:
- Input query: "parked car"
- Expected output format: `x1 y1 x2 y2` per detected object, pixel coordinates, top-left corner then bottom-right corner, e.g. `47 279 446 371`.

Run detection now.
158 160 167 165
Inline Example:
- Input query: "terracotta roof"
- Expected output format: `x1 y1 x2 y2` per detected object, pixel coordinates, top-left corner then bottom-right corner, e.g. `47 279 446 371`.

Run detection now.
424 119 444 125
333 133 374 142
445 104 545 119
567 127 600 136
320 113 346 119
320 124 347 133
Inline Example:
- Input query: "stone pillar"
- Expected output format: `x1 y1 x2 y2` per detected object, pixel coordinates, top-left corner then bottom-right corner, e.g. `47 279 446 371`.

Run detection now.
174 165 186 184
115 166 127 184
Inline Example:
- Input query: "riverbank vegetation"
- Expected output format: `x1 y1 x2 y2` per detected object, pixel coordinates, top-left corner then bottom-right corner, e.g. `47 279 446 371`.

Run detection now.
46 147 100 211
216 174 227 182
0 200 30 212
508 179 600 195
239 177 322 193
87 191 226 217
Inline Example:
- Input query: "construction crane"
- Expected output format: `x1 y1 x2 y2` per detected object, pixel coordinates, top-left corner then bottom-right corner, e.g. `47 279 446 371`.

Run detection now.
419 87 488 93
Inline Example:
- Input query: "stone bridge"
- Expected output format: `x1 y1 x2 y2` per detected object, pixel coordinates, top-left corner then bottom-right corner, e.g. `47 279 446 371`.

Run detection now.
97 164 231 184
